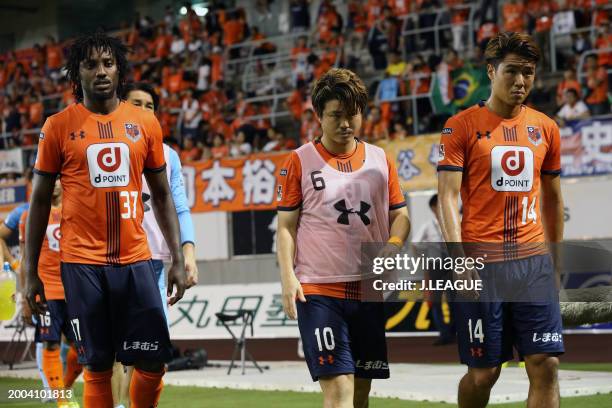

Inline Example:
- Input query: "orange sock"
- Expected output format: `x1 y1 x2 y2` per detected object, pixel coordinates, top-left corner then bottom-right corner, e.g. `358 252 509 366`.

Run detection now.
83 369 113 408
130 368 164 408
63 346 83 388
42 348 66 403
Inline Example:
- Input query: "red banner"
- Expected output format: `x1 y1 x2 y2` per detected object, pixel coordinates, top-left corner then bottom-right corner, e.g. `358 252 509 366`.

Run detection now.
181 152 289 213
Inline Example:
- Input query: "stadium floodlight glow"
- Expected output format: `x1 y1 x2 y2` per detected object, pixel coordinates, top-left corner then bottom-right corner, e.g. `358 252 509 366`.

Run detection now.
194 5 208 16
179 6 187 15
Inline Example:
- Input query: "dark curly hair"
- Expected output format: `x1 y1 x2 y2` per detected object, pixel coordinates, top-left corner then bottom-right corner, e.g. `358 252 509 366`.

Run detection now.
65 31 130 102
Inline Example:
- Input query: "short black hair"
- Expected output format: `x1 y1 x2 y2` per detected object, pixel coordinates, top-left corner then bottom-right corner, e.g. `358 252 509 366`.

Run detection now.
65 31 130 102
123 81 160 111
484 32 540 69
565 88 578 98
429 194 438 209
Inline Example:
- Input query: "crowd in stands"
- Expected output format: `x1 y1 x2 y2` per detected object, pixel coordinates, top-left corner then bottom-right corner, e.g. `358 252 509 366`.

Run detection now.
0 0 610 162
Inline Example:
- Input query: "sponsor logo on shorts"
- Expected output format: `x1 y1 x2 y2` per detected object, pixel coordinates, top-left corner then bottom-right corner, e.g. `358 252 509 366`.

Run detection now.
123 341 159 351
86 143 130 188
490 146 533 192
532 332 563 343
280 168 288 176
355 360 389 370
442 127 453 134
438 143 445 160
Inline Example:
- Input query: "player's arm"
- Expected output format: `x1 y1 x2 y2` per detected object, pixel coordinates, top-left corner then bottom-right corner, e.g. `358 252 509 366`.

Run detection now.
145 169 186 305
437 171 463 244
25 174 55 313
276 152 305 320
277 208 305 320
541 174 564 243
168 148 198 288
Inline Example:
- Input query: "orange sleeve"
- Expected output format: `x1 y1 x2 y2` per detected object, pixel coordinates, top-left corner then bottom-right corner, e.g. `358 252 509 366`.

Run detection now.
542 120 561 175
437 115 467 172
34 116 62 175
387 156 406 209
277 151 302 211
143 112 166 172
18 210 28 243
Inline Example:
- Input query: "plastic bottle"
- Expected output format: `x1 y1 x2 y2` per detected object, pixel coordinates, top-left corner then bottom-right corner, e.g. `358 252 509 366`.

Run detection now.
0 261 17 320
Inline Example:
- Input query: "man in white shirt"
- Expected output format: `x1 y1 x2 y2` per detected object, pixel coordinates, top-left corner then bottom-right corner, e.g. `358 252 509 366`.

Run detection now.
412 194 456 346
555 88 590 127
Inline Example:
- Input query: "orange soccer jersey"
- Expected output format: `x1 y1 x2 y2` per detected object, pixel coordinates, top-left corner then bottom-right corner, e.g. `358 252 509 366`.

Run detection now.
34 102 166 265
19 207 64 300
437 102 561 244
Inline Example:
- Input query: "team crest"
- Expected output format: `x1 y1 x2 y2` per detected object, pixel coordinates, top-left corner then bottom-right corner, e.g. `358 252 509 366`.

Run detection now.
526 126 542 146
124 123 141 142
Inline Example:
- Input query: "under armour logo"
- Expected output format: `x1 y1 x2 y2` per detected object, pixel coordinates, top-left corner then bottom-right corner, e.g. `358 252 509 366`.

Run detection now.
470 347 484 357
476 131 491 140
334 199 371 226
142 192 151 212
70 130 86 140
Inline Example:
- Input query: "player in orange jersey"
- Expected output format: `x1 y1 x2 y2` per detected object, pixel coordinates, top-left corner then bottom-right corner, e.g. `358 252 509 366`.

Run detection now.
438 32 564 408
277 68 410 407
20 179 82 408
25 32 186 408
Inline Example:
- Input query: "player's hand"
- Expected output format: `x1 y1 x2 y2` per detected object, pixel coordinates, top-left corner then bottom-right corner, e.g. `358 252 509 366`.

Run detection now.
183 244 198 289
20 295 33 325
454 267 481 301
167 260 187 306
25 274 47 315
281 273 306 320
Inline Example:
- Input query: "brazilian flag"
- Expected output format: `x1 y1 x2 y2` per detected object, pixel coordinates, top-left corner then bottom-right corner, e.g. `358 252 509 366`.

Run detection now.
432 63 491 115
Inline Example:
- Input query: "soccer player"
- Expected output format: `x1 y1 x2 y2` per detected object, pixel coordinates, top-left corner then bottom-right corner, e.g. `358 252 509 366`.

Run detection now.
277 68 410 408
110 82 198 408
19 179 82 407
24 32 186 408
437 32 564 407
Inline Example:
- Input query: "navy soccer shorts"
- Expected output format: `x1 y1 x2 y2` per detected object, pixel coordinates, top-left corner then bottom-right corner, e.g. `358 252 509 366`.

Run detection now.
297 295 389 382
61 260 172 366
35 299 74 343
452 254 564 367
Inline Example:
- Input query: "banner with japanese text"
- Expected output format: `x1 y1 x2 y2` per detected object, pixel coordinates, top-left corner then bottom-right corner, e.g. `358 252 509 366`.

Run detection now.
376 134 441 192
560 117 612 177
181 153 289 213
0 148 23 174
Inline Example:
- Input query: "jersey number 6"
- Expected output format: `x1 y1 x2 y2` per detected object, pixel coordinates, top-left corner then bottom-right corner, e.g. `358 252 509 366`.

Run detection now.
310 171 326 191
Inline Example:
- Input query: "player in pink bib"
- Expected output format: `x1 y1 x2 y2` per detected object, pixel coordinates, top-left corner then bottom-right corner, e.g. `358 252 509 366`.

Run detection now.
277 68 410 407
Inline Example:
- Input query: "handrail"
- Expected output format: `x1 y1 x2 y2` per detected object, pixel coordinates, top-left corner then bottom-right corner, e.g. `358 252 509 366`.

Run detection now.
576 48 612 80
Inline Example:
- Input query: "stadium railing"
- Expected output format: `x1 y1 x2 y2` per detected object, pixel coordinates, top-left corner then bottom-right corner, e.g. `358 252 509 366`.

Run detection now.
373 72 435 135
576 47 612 80
398 3 477 59
549 4 612 72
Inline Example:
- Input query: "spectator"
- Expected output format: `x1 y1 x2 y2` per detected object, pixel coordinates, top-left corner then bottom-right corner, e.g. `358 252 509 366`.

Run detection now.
211 133 229 159
444 48 463 72
386 51 406 77
300 108 321 145
502 0 526 33
555 88 590 127
556 69 581 107
583 54 610 115
196 57 211 92
180 137 203 163
390 121 408 140
367 18 389 70
382 6 401 52
289 0 311 32
376 72 400 124
477 19 499 55
285 79 307 122
571 31 592 59
594 20 612 69
153 26 172 59
363 106 389 141
262 127 281 152
230 130 253 157
448 0 470 53
170 27 186 55
181 89 201 138
44 36 63 77
530 0 556 70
